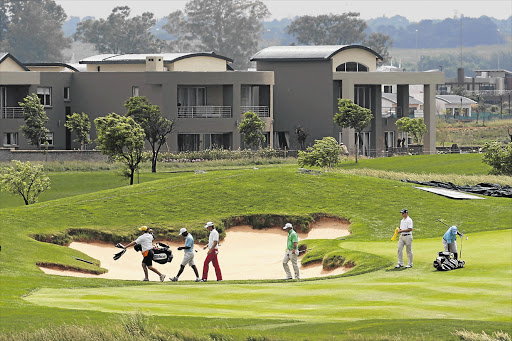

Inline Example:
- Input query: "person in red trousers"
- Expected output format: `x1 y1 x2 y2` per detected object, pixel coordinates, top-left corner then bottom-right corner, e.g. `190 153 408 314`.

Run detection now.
201 221 222 281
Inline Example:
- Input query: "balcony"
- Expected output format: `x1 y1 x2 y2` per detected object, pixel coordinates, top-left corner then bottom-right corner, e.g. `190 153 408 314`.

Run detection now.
1 107 24 119
177 106 232 119
241 106 270 118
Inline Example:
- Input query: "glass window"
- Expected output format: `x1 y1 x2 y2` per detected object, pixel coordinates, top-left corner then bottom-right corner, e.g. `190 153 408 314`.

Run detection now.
336 62 369 72
37 87 52 106
132 86 139 97
177 87 206 106
3 132 18 146
41 132 54 146
64 87 70 101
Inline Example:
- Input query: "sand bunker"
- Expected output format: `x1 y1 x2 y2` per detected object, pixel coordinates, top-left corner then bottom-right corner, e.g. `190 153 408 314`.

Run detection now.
40 218 350 281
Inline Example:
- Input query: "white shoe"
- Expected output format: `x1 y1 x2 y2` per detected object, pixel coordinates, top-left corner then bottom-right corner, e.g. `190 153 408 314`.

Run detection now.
195 278 201 282
160 274 166 282
405 265 413 268
395 264 403 268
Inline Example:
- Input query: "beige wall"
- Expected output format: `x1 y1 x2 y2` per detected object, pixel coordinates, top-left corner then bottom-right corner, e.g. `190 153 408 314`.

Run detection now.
86 64 147 72
331 49 378 72
0 57 26 72
170 57 227 72
27 66 70 72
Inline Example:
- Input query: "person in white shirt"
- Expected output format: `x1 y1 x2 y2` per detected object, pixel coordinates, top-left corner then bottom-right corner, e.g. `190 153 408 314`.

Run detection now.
201 222 222 281
171 228 201 282
395 209 413 268
119 226 166 282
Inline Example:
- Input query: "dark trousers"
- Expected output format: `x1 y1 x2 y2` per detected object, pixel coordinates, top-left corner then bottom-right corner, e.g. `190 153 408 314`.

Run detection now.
202 252 222 280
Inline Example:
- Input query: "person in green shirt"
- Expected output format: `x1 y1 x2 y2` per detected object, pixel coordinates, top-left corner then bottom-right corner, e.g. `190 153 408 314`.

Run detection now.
282 223 300 280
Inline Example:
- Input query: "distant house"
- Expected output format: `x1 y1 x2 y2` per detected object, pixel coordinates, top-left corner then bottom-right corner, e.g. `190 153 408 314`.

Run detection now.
435 95 476 117
439 68 512 98
382 93 423 118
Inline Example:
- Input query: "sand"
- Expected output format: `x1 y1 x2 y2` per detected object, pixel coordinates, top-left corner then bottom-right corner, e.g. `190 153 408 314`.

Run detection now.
40 218 351 281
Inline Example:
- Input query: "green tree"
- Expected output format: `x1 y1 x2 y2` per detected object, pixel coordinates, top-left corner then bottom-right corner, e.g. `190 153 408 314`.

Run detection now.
2 0 70 62
64 112 91 150
0 161 50 205
295 125 309 150
238 111 266 149
74 6 163 54
94 113 146 185
163 0 270 69
482 142 512 176
19 94 49 149
287 13 367 45
473 100 487 126
124 96 174 173
395 117 428 145
436 119 450 148
333 99 373 163
298 136 341 168
363 32 393 63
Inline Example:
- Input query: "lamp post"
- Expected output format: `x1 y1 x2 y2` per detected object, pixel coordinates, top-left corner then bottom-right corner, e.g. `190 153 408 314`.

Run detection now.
415 29 419 67
497 29 500 69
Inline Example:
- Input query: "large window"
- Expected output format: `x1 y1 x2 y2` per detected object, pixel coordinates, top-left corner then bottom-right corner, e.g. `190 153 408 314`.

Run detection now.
178 87 206 106
203 133 231 150
41 132 54 147
64 87 70 101
384 131 395 151
132 86 139 97
3 132 18 147
178 134 200 151
336 62 369 72
37 87 52 106
354 86 371 109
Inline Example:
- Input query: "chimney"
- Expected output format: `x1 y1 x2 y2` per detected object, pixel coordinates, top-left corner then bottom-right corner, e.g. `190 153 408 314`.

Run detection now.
146 56 164 71
457 68 465 85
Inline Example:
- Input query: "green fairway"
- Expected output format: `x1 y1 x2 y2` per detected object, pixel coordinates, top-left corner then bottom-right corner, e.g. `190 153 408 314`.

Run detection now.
1 157 511 340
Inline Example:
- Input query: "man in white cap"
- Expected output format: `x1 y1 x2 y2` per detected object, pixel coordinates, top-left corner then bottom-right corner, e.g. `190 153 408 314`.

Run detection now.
119 226 166 282
201 222 222 281
395 209 413 268
282 223 300 280
171 228 201 282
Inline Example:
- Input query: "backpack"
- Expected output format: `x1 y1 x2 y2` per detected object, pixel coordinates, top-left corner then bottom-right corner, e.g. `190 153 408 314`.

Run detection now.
433 251 465 271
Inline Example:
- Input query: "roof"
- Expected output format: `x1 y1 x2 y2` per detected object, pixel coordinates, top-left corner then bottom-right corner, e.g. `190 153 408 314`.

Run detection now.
79 52 233 64
0 52 30 71
382 93 423 105
251 45 383 62
25 63 79 72
436 95 477 105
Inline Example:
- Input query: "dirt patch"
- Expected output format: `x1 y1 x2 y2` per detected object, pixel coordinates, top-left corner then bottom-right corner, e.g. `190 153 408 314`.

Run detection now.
39 218 351 281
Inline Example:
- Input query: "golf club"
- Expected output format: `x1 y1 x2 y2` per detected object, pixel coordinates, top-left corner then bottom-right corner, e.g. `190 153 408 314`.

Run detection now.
113 248 126 260
436 219 450 227
459 230 468 258
73 256 93 264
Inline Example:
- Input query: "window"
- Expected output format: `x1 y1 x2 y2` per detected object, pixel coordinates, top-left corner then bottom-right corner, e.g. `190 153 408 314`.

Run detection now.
132 86 140 97
64 87 70 101
384 131 395 150
383 85 392 93
354 86 371 109
41 132 54 147
178 87 206 106
178 134 200 151
3 132 18 146
336 62 369 72
37 87 52 106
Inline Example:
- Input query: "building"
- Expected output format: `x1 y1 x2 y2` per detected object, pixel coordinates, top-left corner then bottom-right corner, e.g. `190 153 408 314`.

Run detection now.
2 45 445 155
439 68 512 97
435 95 477 117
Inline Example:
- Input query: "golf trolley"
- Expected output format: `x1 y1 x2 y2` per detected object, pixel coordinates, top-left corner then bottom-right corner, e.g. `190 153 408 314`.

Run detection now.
114 242 174 265
433 219 468 271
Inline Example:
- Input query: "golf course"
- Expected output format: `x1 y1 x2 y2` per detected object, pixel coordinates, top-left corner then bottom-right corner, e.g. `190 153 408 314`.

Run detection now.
0 154 511 340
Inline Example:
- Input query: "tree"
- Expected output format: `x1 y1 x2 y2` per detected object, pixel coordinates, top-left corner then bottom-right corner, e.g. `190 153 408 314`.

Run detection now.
395 117 428 145
333 99 373 163
19 94 49 149
363 32 393 64
473 100 487 126
295 125 309 150
94 113 146 185
124 96 174 173
287 13 367 45
238 111 266 149
436 119 450 148
298 136 341 168
64 112 91 150
0 161 50 205
482 142 512 176
163 0 270 69
1 0 70 62
74 6 163 54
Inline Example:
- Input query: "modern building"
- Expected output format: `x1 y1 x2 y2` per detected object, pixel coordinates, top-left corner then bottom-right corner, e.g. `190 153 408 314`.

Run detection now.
435 95 477 117
439 68 512 97
2 45 445 155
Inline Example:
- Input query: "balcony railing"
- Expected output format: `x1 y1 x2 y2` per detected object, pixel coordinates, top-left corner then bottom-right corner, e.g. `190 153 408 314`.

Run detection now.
241 106 270 118
1 107 24 119
382 106 402 118
177 106 232 118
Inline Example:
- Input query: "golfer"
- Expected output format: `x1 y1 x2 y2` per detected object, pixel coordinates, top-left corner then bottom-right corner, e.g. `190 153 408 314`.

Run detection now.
282 223 300 280
171 228 201 282
395 209 413 269
120 226 166 282
201 222 222 282
442 225 462 259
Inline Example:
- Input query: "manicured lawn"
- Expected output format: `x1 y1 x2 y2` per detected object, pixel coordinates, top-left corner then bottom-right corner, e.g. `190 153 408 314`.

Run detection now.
0 158 510 340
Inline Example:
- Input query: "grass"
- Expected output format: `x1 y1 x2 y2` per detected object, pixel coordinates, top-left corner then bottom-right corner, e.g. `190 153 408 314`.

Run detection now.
437 118 512 147
0 156 511 340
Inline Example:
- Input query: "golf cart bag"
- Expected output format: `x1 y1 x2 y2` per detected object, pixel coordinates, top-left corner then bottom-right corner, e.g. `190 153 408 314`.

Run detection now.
133 242 174 264
433 251 465 271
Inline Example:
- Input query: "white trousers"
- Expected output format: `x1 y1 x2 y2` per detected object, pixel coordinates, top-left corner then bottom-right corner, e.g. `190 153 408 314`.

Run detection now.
181 252 195 267
283 250 300 279
442 239 457 253
397 235 413 266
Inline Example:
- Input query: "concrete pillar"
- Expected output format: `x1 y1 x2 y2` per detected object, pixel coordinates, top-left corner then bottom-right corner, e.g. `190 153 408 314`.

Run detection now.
341 79 356 153
372 85 384 157
233 82 241 149
269 84 274 148
423 84 436 154
397 85 410 118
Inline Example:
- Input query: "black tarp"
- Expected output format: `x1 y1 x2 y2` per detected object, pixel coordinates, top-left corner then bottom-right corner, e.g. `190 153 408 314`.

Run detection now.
401 180 512 198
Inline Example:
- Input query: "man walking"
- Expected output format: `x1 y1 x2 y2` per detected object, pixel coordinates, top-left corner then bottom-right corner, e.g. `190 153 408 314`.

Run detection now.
395 209 413 268
201 222 222 282
282 223 300 280
171 228 201 282
119 226 166 282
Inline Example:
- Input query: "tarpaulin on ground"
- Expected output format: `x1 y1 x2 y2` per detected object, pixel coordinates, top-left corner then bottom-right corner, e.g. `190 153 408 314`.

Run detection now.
401 180 512 198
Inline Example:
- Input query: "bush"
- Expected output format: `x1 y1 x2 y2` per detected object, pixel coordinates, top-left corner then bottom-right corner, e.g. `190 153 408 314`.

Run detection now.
482 142 512 175
298 137 342 168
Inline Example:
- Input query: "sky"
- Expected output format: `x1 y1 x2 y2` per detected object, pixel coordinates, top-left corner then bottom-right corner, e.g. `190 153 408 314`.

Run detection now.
55 0 512 21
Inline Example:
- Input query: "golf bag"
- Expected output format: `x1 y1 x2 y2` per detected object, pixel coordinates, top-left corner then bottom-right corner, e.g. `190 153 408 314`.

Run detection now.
149 242 174 265
433 251 465 271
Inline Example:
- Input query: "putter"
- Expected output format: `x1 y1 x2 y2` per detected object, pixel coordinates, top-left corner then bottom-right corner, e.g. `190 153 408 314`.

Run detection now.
73 256 93 264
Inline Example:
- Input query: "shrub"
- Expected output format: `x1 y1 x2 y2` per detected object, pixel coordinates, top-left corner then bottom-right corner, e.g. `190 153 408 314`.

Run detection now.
482 142 512 175
298 136 342 168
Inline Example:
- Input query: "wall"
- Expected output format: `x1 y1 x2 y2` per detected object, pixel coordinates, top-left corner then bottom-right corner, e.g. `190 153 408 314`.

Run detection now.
0 148 107 162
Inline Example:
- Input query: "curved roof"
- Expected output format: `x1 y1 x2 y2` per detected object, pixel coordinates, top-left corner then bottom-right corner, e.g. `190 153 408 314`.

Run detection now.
251 45 383 62
79 52 233 64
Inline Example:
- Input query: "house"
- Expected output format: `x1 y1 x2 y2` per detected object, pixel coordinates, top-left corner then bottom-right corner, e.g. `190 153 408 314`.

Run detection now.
251 45 444 155
435 95 476 117
1 52 274 151
382 93 424 119
439 68 512 99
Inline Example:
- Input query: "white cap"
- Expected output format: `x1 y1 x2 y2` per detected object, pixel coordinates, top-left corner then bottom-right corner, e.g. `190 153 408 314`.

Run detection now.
283 223 293 230
204 221 214 228
179 228 187 236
